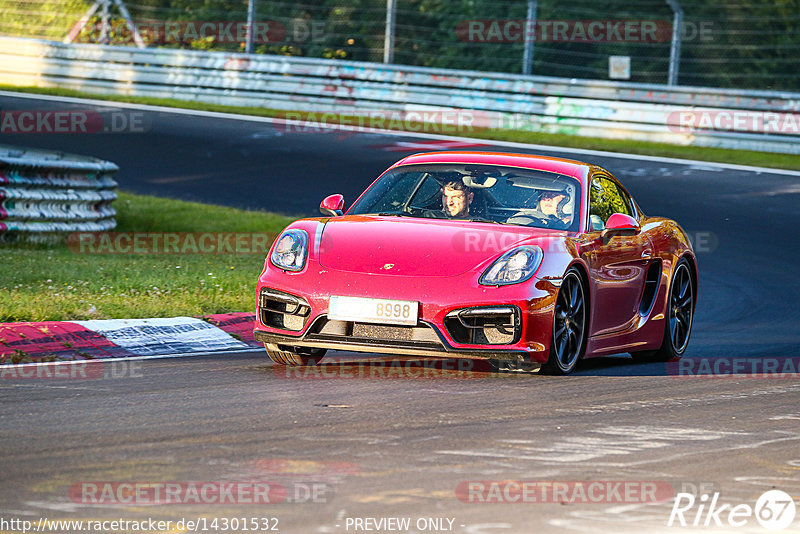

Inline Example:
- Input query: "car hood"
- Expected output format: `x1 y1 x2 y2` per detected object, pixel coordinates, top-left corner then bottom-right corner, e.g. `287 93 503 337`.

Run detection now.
317 216 550 277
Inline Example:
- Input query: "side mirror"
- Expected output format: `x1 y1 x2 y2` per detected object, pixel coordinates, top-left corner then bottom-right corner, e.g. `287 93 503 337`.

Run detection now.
601 213 640 243
320 194 345 217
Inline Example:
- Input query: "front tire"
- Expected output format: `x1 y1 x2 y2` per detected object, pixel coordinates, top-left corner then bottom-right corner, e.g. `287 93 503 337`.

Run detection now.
542 268 588 375
631 258 694 363
264 343 326 366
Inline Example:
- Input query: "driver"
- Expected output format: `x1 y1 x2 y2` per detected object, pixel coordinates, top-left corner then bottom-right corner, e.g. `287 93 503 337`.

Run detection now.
538 189 571 228
442 180 474 218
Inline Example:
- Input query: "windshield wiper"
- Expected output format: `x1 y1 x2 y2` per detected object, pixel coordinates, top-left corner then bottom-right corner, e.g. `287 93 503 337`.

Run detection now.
376 211 414 217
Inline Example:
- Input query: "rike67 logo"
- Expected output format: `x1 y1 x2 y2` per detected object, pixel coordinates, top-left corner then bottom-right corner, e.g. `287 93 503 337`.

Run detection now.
668 490 796 530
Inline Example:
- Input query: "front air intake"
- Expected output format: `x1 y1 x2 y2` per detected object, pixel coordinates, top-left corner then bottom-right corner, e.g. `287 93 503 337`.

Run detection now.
444 306 521 345
259 288 310 331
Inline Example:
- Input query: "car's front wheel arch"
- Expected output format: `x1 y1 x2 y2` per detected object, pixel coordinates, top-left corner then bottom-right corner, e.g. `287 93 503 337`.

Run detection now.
541 265 590 375
679 252 698 312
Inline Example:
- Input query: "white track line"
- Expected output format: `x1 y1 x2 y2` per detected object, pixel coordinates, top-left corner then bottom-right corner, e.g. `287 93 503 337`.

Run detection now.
2 90 798 177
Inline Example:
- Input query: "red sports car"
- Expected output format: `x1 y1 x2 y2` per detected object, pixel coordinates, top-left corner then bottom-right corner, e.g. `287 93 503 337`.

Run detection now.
254 152 697 374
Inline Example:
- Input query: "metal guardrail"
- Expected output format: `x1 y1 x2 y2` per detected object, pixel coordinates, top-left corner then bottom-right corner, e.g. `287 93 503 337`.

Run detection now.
0 36 798 154
0 143 118 236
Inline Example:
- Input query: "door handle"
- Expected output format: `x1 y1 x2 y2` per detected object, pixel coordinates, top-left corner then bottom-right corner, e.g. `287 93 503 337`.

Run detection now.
641 249 652 260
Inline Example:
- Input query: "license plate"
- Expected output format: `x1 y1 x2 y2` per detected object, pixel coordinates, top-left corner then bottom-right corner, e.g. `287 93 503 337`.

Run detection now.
328 296 419 326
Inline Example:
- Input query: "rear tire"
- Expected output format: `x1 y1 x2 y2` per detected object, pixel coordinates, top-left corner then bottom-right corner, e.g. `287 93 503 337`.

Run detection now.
542 268 588 375
264 343 326 366
631 258 694 363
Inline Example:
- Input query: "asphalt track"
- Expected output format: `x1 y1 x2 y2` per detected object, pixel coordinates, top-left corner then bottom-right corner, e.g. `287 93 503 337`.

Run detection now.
1 93 799 533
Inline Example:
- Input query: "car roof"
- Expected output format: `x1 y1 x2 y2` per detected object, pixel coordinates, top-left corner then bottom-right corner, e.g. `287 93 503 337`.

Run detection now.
391 151 593 180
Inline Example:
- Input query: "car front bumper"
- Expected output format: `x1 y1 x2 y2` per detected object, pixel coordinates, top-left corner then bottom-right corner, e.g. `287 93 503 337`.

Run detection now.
254 261 558 364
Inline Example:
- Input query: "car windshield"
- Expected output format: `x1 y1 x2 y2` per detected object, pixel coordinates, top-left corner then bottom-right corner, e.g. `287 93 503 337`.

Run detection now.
348 163 581 231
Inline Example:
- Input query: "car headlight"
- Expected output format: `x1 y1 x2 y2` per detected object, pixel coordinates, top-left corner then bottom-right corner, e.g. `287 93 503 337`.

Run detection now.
479 246 543 286
270 229 309 271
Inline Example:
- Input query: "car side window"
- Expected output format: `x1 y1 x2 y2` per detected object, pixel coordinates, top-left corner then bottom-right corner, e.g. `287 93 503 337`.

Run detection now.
615 183 637 219
589 175 633 231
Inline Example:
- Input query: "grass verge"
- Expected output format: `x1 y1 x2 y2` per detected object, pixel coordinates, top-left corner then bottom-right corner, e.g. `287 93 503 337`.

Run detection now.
0 192 295 322
3 84 799 172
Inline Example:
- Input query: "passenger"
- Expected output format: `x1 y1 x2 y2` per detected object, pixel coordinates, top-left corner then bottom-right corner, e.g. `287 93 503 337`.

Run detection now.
538 189 571 228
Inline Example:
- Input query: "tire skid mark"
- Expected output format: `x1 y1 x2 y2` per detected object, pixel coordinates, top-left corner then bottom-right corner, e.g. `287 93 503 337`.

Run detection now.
555 383 800 415
438 426 746 463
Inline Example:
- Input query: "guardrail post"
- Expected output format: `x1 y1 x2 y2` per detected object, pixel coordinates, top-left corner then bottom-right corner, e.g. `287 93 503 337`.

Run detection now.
666 0 683 86
522 0 538 75
245 0 257 54
384 0 396 64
